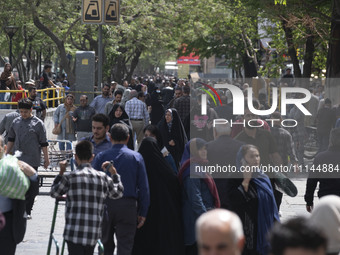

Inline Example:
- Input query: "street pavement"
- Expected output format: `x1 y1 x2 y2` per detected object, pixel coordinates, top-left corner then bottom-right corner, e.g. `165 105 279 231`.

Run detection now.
16 173 316 255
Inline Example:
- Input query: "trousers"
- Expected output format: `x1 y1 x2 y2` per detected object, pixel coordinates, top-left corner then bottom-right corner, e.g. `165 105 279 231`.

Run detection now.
102 198 137 255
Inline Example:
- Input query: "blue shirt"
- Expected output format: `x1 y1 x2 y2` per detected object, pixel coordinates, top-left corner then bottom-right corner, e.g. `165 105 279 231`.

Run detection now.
90 95 113 114
92 144 150 217
81 134 112 158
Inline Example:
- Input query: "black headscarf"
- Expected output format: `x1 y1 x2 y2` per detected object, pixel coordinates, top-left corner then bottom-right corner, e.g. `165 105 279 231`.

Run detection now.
109 103 134 150
133 137 184 255
158 108 188 167
109 103 129 121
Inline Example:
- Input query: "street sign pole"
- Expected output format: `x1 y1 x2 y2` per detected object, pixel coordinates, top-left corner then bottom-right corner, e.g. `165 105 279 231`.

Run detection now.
98 24 103 88
82 0 119 88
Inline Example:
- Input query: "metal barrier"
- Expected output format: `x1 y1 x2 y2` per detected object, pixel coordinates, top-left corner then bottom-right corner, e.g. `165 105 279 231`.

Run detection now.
0 87 65 108
39 87 66 108
47 196 105 255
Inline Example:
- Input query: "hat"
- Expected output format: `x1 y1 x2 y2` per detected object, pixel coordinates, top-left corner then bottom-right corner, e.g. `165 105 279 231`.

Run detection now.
62 80 68 84
111 81 117 84
25 79 35 85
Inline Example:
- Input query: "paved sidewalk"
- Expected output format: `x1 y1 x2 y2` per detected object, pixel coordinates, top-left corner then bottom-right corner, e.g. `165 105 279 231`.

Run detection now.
16 176 316 255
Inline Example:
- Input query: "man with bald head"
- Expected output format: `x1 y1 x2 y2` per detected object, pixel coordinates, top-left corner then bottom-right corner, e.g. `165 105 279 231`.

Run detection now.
196 209 245 255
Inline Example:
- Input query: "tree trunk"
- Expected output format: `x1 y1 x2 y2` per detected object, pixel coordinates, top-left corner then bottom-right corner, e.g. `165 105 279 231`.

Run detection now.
281 19 302 78
243 54 258 78
325 0 340 105
125 48 142 83
33 15 76 86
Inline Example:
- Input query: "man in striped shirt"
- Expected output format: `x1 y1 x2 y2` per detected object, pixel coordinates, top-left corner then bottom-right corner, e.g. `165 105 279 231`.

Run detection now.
125 90 149 148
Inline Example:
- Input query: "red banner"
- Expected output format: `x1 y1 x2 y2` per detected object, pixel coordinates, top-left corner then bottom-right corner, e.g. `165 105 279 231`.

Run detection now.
177 53 201 65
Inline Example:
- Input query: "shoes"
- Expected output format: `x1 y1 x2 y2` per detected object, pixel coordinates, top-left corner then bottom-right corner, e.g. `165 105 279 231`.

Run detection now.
27 215 32 220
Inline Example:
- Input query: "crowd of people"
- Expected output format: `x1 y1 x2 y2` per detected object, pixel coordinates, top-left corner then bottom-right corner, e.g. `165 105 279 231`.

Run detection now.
0 68 340 255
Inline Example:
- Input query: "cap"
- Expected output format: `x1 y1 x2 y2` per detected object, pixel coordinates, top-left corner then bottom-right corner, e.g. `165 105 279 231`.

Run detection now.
25 79 35 85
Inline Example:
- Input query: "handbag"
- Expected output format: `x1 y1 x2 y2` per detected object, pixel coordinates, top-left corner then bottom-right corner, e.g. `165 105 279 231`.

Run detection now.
52 110 69 135
52 124 62 135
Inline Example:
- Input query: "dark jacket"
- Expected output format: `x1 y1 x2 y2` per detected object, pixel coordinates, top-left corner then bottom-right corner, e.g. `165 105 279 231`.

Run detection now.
304 146 340 206
206 135 244 209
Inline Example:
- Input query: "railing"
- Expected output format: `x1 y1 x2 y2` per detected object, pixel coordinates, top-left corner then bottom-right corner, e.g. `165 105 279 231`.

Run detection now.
0 87 65 108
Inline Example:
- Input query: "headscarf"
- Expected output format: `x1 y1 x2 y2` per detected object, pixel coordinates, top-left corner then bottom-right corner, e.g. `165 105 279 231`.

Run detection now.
236 145 280 255
166 109 173 132
310 195 340 254
178 138 220 208
110 103 129 121
0 62 17 90
139 137 176 178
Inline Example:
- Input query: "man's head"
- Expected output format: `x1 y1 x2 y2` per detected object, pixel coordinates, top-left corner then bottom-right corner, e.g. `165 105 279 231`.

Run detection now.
269 217 327 255
18 98 33 119
196 209 244 255
213 121 231 139
80 95 89 107
44 64 52 72
129 90 138 99
137 91 145 102
110 123 130 144
75 140 94 163
92 114 110 141
123 80 129 88
324 98 331 108
102 84 110 97
286 68 291 74
114 89 123 103
111 81 117 91
270 111 282 127
28 86 37 99
174 87 183 98
183 85 190 96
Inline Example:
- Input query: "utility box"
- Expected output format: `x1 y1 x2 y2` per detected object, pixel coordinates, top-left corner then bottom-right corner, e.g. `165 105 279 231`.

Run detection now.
75 51 95 104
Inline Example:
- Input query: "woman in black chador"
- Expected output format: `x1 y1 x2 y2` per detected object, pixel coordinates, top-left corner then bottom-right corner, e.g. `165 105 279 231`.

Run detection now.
132 137 185 255
158 108 187 168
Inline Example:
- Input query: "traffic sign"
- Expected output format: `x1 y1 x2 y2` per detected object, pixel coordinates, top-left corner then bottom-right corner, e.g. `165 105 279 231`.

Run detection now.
82 0 103 24
104 0 119 24
82 0 119 25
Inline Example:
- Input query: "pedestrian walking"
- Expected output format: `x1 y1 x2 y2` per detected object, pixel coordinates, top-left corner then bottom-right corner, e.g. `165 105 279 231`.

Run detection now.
50 140 124 255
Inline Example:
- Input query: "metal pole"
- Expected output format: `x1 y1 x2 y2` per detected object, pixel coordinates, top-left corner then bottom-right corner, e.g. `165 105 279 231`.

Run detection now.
9 38 13 65
98 25 103 89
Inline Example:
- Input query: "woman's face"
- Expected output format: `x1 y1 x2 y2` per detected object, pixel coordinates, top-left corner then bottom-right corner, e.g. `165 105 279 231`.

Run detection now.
115 107 123 118
198 146 207 160
66 96 74 104
244 148 260 167
5 64 11 71
165 111 172 123
144 130 156 139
